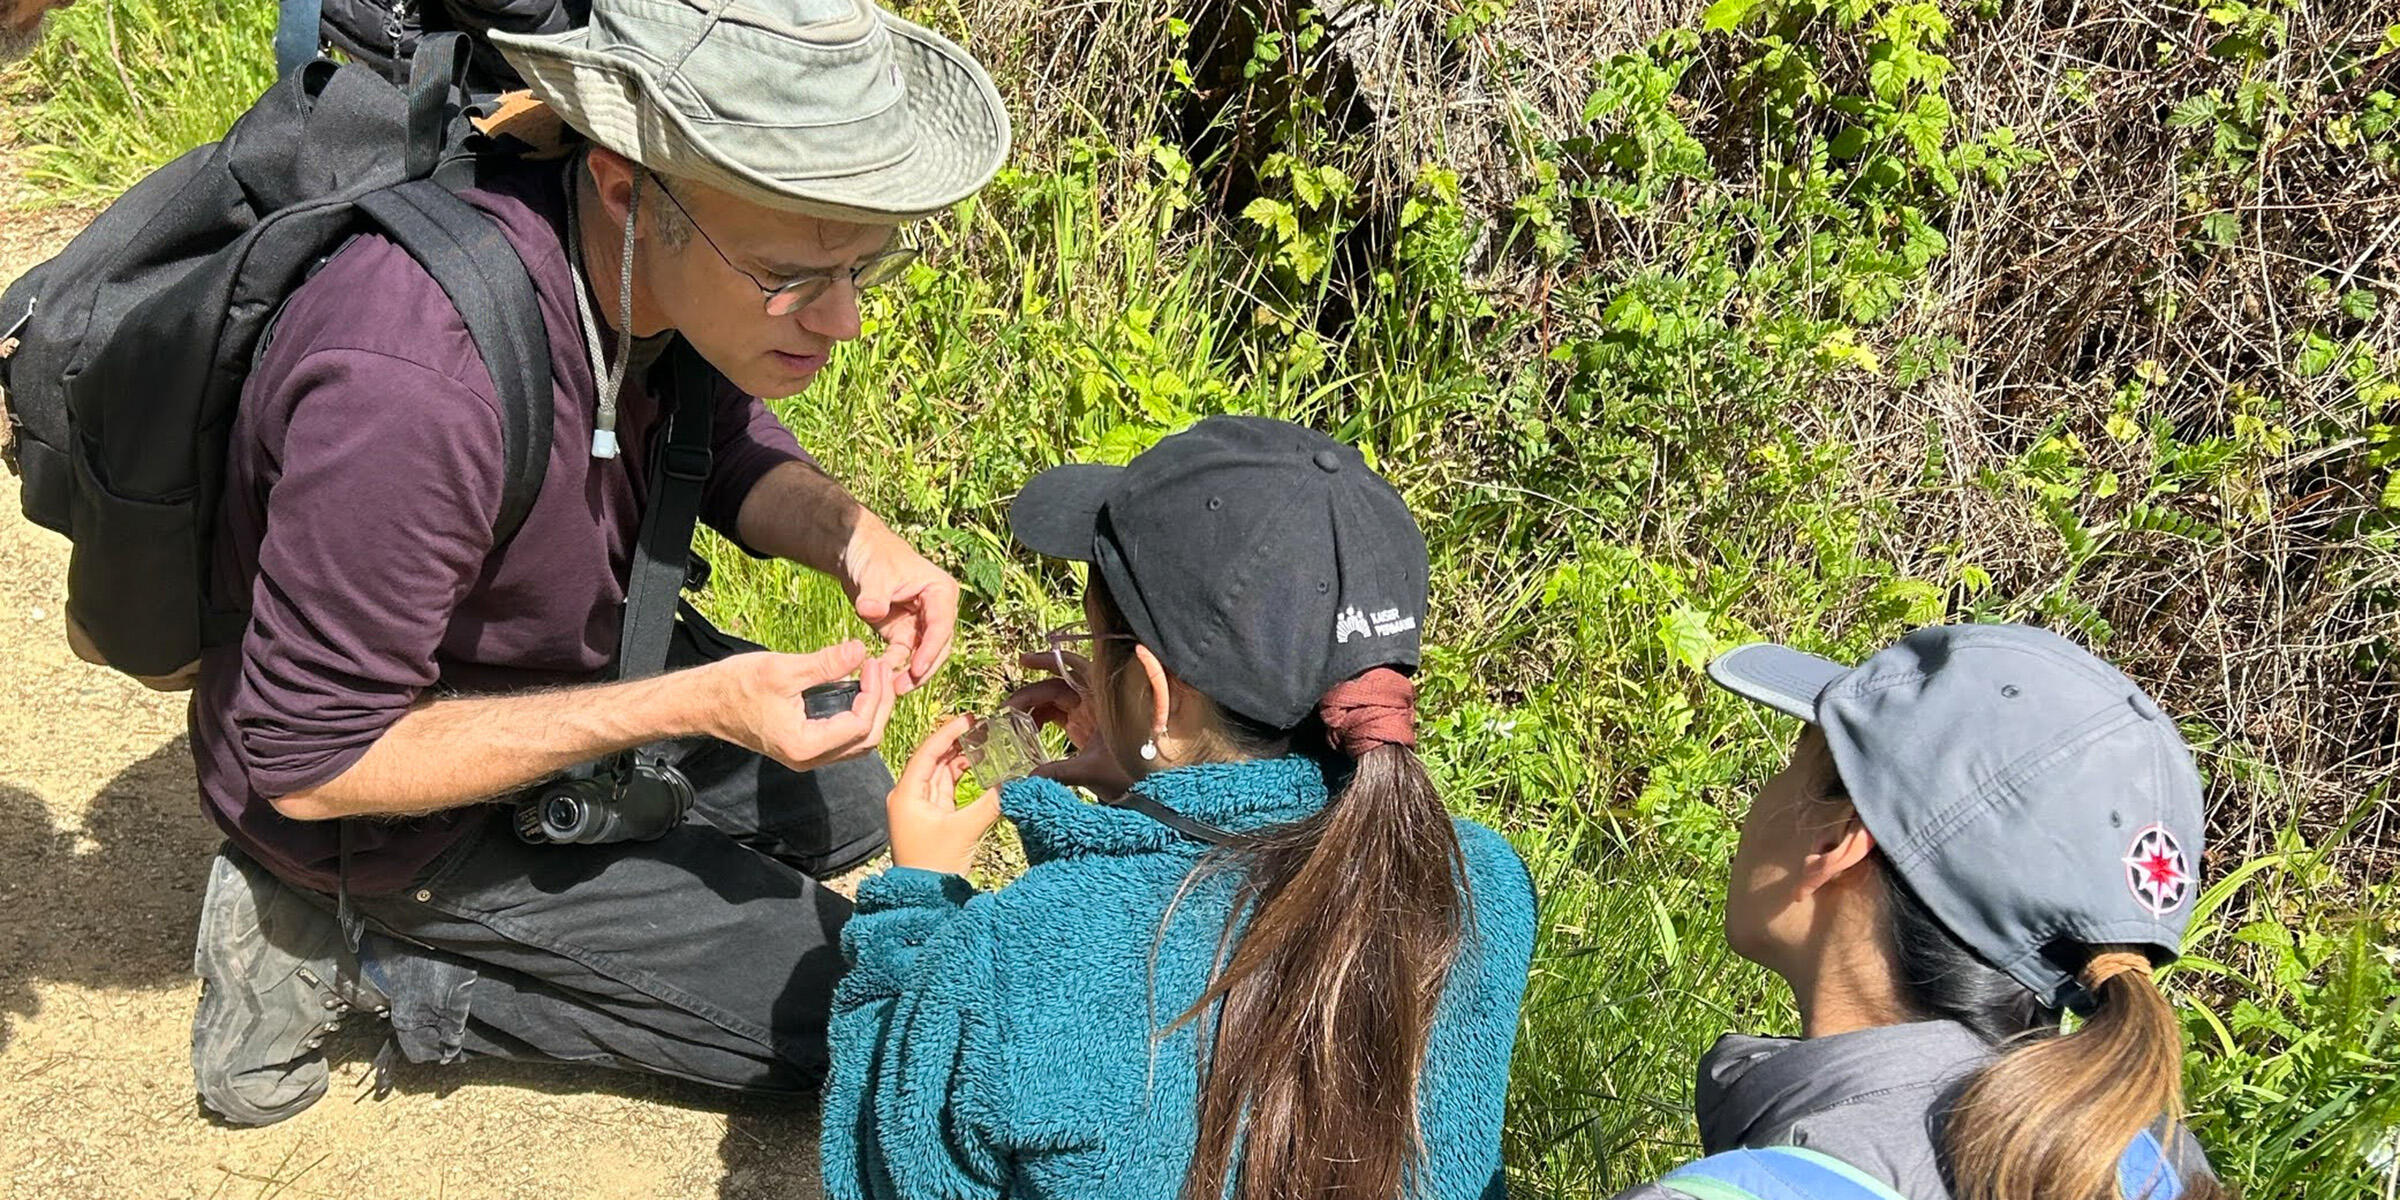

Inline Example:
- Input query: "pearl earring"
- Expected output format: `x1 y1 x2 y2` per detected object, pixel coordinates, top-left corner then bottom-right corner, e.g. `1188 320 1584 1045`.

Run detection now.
1139 739 1159 761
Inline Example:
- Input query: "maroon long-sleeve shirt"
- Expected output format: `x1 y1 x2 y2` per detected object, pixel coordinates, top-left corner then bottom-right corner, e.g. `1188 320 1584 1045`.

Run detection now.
190 159 815 894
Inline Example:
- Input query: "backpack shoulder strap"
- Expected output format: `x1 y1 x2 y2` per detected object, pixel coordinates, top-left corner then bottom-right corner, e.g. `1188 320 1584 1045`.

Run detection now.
1660 1147 1911 1200
2117 1128 2185 1200
1658 1133 2188 1200
612 340 715 682
334 168 550 956
351 178 552 547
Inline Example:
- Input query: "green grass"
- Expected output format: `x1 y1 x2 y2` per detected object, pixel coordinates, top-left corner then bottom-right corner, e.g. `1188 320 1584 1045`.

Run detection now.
2 0 276 201
7 0 2397 1196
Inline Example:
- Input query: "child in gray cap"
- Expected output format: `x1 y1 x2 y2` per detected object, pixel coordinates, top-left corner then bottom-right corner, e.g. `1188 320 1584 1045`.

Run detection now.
1615 623 2225 1200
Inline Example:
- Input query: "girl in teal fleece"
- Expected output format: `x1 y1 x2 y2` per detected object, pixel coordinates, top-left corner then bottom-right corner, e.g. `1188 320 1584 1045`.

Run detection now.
822 416 1538 1200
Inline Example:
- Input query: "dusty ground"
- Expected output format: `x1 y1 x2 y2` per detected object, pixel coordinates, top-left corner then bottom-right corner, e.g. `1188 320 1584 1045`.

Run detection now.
0 156 827 1198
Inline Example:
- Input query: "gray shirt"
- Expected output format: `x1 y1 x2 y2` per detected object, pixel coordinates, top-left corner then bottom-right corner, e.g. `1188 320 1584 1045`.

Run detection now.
1610 1020 2213 1199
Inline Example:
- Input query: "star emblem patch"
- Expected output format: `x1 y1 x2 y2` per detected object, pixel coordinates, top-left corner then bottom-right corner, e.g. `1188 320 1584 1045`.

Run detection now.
2121 824 2193 917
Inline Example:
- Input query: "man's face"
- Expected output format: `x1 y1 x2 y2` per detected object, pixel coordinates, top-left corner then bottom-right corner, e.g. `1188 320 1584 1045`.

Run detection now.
1 0 75 64
640 177 900 400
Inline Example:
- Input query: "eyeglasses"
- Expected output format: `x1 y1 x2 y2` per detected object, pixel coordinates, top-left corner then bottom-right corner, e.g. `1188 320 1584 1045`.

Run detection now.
1040 624 1140 696
654 182 919 317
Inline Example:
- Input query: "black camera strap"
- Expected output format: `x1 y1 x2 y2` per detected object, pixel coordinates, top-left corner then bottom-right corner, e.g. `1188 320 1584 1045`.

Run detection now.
616 339 716 686
1106 794 1261 849
509 342 713 849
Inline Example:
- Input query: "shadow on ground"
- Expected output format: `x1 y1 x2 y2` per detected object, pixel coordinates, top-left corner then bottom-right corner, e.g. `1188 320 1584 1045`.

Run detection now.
0 735 828 1196
340 1045 824 1197
358 1051 823 1196
719 1098 824 1199
0 737 219 1054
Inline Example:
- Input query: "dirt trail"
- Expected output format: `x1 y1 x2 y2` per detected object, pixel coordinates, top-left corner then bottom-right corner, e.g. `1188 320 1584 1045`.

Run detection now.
0 158 822 1197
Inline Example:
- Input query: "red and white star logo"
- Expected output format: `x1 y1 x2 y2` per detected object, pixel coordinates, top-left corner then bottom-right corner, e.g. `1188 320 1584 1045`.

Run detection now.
2121 825 2193 917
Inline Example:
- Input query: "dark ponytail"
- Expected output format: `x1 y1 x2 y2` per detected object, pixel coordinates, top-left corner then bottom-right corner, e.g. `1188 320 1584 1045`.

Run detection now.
1817 759 2227 1200
1881 867 2058 1045
1085 581 1469 1200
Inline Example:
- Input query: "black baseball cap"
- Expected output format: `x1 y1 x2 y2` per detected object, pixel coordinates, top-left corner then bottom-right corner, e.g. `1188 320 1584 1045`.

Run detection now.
1709 624 2207 1011
1008 416 1429 729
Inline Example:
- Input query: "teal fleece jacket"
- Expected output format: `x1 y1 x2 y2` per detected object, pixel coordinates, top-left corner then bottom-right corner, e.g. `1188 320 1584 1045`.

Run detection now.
821 755 1538 1200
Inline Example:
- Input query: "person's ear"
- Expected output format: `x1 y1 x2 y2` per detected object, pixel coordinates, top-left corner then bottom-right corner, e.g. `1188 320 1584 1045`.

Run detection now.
584 147 638 230
1796 807 1878 898
1132 644 1172 747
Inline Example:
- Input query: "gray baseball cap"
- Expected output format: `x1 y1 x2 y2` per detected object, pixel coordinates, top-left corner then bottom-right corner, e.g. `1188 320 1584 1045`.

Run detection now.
491 0 1010 221
1708 623 2206 1011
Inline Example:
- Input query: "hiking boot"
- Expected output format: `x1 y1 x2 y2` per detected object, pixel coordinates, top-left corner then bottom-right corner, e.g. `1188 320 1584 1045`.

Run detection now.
191 845 389 1126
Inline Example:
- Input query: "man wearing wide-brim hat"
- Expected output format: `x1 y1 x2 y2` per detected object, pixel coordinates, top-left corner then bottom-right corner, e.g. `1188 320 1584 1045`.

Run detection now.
186 0 1009 1125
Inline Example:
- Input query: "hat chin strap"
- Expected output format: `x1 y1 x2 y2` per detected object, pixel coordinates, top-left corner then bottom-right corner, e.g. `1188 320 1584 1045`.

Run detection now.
565 153 644 460
1103 793 1259 849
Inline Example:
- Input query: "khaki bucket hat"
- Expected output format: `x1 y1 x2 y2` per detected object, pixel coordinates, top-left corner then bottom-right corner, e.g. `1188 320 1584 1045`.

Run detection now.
489 0 1010 221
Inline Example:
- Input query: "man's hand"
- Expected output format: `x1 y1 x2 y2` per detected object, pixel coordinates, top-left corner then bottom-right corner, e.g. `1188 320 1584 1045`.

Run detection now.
732 462 958 693
268 640 900 822
701 640 899 774
886 715 1002 876
839 514 959 694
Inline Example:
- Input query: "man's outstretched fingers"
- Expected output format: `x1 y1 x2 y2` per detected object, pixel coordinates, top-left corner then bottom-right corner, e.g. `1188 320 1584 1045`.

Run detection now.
876 637 926 698
769 708 866 771
910 578 959 684
853 657 900 753
852 586 894 625
811 659 886 765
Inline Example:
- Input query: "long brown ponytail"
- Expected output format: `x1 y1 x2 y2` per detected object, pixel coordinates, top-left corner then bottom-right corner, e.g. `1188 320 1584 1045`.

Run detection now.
1085 581 1469 1200
1176 741 1467 1200
1942 950 2227 1200
1807 743 2227 1200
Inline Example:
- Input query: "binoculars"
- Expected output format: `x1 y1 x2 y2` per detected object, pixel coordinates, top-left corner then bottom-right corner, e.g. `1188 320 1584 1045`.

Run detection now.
515 758 695 845
514 679 865 845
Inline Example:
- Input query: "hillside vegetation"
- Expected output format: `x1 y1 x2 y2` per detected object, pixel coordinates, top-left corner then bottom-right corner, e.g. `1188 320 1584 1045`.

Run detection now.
8 0 2397 1194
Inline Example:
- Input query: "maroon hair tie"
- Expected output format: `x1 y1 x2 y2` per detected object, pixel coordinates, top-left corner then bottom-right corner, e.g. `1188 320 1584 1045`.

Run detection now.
1318 668 1418 757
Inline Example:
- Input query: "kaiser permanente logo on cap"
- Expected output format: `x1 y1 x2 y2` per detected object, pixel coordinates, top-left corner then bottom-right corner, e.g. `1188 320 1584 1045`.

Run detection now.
1706 623 2209 1011
1336 606 1419 644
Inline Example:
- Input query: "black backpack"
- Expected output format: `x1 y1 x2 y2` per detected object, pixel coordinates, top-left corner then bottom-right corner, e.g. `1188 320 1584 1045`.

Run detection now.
0 34 551 687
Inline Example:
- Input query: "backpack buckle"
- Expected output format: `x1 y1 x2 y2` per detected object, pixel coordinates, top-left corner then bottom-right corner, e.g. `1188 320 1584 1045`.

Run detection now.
1 296 34 357
660 444 712 482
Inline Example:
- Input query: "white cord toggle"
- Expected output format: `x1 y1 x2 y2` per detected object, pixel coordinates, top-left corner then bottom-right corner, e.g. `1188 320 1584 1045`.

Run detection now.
590 428 620 459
